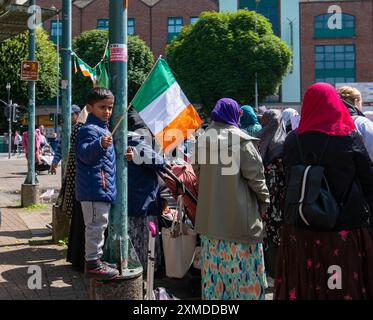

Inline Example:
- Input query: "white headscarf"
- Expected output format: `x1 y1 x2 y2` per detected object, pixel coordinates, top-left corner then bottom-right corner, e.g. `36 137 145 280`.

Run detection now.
77 106 89 124
282 108 299 130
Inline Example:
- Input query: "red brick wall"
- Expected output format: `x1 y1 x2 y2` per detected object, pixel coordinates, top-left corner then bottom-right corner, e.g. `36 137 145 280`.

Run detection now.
37 0 218 57
300 0 373 99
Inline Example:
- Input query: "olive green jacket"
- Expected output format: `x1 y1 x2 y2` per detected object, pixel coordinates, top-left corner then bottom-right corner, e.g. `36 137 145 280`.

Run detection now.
192 122 270 244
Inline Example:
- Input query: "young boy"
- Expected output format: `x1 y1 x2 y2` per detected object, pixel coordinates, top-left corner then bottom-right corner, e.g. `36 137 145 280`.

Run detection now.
75 87 119 280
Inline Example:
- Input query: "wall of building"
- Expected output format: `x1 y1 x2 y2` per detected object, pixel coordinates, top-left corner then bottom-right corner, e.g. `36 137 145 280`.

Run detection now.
219 0 238 12
38 0 218 58
281 0 301 103
300 0 373 98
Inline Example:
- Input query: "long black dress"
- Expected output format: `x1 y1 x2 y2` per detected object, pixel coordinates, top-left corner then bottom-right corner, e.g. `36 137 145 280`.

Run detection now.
57 123 86 272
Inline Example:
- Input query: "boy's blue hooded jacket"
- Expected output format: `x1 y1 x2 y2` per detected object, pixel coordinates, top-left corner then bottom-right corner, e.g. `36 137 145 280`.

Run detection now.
75 113 117 202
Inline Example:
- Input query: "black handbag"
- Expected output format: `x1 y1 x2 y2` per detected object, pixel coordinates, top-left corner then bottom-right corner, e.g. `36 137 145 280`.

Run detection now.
284 135 341 230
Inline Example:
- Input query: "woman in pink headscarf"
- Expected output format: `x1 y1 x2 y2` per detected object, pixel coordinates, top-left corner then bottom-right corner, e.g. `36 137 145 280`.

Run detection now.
22 129 41 164
275 83 373 300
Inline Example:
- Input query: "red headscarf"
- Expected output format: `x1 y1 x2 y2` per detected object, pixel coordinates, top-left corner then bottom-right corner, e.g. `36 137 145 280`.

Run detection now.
297 83 356 136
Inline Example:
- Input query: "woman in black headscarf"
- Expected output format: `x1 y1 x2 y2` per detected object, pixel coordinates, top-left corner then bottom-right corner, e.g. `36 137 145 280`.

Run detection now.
256 109 287 281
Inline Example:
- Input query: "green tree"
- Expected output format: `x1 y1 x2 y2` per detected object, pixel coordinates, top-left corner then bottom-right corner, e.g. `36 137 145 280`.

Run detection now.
72 30 154 107
0 28 58 133
166 10 292 113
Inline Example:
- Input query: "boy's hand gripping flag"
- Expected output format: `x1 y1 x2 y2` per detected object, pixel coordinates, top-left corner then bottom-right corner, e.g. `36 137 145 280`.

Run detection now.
131 58 202 152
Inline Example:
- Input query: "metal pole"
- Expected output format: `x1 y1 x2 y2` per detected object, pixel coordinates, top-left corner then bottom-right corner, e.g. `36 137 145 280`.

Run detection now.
7 84 11 159
55 13 60 134
61 0 72 178
106 0 129 273
24 0 36 185
254 0 260 109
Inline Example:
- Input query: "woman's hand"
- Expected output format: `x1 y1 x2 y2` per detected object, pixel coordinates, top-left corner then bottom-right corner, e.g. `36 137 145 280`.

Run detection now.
125 147 134 162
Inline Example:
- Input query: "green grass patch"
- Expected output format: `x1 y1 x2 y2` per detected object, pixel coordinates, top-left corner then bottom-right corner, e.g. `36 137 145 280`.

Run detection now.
58 237 69 246
24 203 48 210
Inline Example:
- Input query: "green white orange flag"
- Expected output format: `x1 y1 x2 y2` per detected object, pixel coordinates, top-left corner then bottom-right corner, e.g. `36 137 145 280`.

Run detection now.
131 58 202 151
76 56 97 85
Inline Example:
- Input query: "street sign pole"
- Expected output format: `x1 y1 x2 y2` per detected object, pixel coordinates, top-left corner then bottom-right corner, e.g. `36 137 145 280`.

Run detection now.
24 0 36 186
22 0 39 207
61 0 72 178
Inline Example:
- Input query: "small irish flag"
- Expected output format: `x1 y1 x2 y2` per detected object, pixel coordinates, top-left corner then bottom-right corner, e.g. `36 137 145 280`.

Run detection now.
132 58 202 151
76 56 97 84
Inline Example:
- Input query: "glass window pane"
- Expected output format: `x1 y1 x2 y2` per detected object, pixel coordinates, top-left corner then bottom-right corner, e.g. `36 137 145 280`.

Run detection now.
335 53 344 61
315 62 324 69
335 61 345 69
190 17 198 24
345 46 354 52
345 53 355 61
346 78 356 82
315 46 324 53
325 54 334 61
325 61 334 68
325 78 335 84
335 45 344 53
345 61 355 68
325 46 334 53
315 53 324 61
168 26 174 33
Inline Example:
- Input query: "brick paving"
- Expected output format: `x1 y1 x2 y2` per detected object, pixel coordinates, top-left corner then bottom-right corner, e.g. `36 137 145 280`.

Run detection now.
0 207 90 300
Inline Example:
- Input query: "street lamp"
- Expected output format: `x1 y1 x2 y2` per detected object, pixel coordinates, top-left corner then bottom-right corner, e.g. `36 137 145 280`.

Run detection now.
6 83 12 159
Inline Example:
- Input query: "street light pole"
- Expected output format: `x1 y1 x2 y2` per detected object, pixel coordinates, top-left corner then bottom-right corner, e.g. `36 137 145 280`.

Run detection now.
6 83 11 159
254 0 261 109
55 11 60 134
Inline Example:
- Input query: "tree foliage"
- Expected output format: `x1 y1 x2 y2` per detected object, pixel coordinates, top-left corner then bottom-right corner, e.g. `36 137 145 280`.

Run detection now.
0 28 58 133
72 30 154 107
166 10 292 113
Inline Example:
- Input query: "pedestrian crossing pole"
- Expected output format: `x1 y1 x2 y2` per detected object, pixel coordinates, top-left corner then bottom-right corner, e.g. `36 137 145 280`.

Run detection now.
91 0 143 300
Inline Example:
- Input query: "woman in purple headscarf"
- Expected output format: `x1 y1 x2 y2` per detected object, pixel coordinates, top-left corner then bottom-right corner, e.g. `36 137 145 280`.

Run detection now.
193 98 270 300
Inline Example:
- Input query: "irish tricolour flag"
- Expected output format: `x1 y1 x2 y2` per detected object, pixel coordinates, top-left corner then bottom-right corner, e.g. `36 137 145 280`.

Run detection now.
132 58 202 151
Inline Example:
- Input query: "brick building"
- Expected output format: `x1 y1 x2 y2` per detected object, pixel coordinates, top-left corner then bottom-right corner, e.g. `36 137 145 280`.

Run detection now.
300 0 373 98
37 0 218 58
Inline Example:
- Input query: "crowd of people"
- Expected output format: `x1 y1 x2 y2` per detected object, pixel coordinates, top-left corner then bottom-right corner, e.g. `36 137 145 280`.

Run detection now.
55 83 373 300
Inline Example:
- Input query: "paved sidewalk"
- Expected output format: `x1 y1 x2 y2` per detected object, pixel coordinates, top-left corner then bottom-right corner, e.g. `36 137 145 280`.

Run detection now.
0 206 90 300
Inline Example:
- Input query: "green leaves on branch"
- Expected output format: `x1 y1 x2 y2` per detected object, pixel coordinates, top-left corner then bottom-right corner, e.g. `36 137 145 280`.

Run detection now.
0 28 58 133
166 10 292 114
72 30 154 107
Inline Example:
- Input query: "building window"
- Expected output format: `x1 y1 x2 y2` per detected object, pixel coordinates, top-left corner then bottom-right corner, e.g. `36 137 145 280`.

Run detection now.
239 0 280 36
97 19 109 30
314 45 355 85
168 17 183 42
314 13 355 38
190 16 198 25
128 18 135 35
50 20 62 44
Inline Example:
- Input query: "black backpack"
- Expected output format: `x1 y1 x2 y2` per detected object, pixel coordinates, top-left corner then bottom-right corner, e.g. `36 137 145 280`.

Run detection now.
284 134 341 230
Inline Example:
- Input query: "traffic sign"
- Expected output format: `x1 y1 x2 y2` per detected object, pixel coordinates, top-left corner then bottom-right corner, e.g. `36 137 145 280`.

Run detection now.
20 60 39 81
